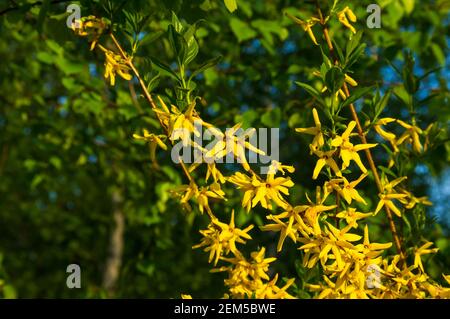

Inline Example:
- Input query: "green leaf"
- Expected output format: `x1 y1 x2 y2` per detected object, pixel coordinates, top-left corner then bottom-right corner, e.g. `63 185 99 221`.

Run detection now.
325 67 345 93
430 43 445 66
224 0 238 13
189 56 222 80
150 57 180 81
229 18 257 42
294 82 326 106
375 89 392 118
147 73 161 92
340 86 373 108
345 43 366 69
168 25 187 64
185 38 199 65
171 11 183 33
345 30 363 60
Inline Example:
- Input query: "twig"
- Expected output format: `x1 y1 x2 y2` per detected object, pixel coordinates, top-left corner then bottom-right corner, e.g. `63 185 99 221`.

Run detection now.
316 5 406 265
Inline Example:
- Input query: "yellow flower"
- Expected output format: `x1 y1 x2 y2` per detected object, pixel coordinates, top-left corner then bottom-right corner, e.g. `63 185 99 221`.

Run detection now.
266 160 295 175
72 16 108 50
189 162 226 184
357 225 392 258
336 208 372 229
295 188 336 236
344 74 358 87
212 247 288 299
287 14 320 45
100 47 132 86
327 173 368 205
311 148 342 179
205 123 265 172
398 189 432 209
299 224 360 271
337 6 357 34
181 294 192 299
295 108 324 149
155 97 214 149
396 120 423 153
256 274 295 299
331 121 377 173
133 129 167 164
173 181 225 216
374 176 408 217
193 210 253 265
228 172 294 212
414 242 438 272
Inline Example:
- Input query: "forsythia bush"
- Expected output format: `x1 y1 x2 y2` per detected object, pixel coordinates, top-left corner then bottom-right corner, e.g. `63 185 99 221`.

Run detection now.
71 1 449 299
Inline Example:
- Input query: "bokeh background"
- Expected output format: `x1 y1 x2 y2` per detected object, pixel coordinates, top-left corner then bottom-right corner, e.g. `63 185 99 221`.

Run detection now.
0 0 449 298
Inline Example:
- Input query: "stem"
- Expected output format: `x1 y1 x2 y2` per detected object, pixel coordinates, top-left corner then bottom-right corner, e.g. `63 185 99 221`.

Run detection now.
109 34 195 183
316 7 406 265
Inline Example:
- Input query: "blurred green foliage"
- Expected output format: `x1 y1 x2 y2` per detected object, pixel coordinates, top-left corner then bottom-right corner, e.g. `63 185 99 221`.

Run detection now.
0 0 448 298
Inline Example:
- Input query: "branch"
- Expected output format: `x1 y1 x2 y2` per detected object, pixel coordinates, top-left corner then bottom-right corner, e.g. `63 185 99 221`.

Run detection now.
102 190 125 296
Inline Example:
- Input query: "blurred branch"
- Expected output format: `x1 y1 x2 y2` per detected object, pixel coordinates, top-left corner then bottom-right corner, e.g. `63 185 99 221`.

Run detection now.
0 144 9 176
102 190 125 296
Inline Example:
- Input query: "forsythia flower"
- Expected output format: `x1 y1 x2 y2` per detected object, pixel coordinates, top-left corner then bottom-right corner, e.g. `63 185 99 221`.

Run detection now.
310 148 342 179
326 173 368 205
193 210 253 265
212 248 295 299
396 120 423 153
295 108 324 150
205 123 266 172
295 187 337 237
336 208 372 229
72 16 108 50
189 162 226 184
374 118 399 152
287 13 320 45
133 129 167 164
337 6 357 34
331 121 377 173
414 242 439 272
375 176 408 217
398 188 432 209
154 96 213 148
228 172 294 212
100 47 132 86
173 181 226 216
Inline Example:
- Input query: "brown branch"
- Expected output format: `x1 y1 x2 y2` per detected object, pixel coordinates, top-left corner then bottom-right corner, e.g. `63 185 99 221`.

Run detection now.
102 190 125 295
316 6 406 265
109 33 194 184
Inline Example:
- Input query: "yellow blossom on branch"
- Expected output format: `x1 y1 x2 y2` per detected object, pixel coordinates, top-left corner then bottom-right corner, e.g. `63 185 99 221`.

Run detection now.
337 6 357 34
228 172 294 212
375 176 408 217
98 46 132 86
326 173 368 205
295 108 324 150
396 119 424 153
286 13 321 45
336 208 372 229
331 121 377 173
414 242 439 272
193 210 253 265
